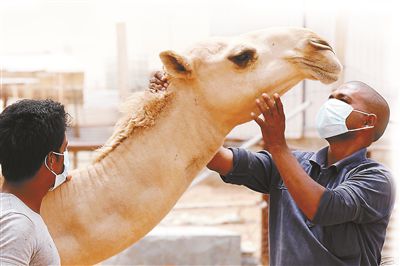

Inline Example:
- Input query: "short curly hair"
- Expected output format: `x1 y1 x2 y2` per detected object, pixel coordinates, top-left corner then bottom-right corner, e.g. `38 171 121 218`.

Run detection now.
0 99 69 184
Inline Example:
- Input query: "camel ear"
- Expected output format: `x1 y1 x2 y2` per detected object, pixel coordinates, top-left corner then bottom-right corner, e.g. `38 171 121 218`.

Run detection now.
159 50 193 79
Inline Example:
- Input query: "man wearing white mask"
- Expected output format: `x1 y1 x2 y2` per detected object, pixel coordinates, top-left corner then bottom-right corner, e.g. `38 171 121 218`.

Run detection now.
150 76 394 265
0 99 71 265
206 81 395 266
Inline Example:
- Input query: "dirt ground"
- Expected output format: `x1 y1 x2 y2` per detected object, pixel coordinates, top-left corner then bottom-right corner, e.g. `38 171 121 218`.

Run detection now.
161 175 263 265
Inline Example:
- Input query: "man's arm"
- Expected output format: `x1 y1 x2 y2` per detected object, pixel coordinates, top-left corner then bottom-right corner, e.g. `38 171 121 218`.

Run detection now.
268 146 325 220
207 147 234 176
252 93 325 220
313 167 394 225
209 147 275 194
253 93 394 224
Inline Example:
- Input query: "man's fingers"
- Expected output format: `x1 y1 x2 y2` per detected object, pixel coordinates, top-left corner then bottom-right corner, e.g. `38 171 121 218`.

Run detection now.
151 84 166 92
151 71 169 85
155 71 164 81
274 93 284 116
66 175 72 181
262 93 275 112
260 94 273 117
150 77 160 85
256 98 270 117
251 112 264 127
156 71 169 83
149 83 159 89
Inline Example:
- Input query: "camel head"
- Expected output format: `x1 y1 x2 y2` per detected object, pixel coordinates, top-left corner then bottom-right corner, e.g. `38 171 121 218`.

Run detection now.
160 27 342 127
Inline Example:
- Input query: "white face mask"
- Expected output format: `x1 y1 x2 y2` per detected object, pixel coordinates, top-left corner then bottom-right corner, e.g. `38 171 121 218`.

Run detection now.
316 98 375 139
44 149 70 191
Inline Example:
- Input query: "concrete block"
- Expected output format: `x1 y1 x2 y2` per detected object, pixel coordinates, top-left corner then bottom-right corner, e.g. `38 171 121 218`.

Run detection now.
100 226 241 266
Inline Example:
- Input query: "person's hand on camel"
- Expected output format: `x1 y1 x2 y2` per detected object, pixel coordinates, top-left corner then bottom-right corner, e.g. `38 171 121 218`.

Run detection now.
251 93 288 153
149 71 169 92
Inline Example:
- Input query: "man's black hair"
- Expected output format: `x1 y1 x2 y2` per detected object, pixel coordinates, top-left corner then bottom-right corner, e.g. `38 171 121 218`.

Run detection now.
0 99 69 184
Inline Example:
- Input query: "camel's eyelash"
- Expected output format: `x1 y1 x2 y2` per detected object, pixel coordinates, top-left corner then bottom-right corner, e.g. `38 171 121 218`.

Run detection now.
228 49 257 68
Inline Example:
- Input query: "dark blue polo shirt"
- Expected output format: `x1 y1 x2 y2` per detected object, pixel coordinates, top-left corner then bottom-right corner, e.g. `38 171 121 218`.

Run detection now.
221 146 395 266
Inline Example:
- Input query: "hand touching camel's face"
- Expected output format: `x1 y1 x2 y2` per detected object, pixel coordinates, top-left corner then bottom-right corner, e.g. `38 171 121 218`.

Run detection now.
160 27 342 125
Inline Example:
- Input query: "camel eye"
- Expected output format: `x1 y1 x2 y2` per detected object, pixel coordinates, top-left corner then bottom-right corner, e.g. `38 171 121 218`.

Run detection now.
228 49 257 68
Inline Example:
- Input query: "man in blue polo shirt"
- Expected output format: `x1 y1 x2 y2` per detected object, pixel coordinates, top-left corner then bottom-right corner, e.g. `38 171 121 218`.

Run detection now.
207 81 395 266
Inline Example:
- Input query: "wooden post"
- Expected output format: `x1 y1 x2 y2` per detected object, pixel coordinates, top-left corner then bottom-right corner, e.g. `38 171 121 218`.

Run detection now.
116 22 129 100
261 194 270 265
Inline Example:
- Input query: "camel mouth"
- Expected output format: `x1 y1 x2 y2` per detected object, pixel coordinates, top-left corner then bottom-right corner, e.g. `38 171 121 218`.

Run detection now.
287 56 342 84
301 61 341 84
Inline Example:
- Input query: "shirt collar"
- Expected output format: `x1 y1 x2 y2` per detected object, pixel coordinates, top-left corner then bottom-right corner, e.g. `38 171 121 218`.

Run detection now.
309 146 329 168
309 146 368 171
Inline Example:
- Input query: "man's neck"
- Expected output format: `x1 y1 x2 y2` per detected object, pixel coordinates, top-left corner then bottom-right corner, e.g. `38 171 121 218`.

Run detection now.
1 182 47 214
326 137 368 166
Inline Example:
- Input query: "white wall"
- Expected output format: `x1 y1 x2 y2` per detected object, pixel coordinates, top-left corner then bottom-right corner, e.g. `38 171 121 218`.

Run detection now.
303 0 399 142
1 0 398 139
0 0 212 90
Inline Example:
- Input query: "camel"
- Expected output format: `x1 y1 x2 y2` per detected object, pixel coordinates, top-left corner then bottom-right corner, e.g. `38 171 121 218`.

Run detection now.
4 27 342 265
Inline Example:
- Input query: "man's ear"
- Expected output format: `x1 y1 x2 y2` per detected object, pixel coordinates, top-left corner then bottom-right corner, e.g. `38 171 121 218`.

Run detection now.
47 153 54 167
159 50 193 79
366 113 377 127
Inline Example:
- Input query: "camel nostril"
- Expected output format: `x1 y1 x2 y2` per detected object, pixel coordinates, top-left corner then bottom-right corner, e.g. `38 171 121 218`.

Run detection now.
309 38 334 53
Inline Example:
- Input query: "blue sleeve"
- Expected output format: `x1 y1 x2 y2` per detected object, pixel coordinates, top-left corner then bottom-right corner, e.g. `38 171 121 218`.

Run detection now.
220 147 277 194
312 167 395 225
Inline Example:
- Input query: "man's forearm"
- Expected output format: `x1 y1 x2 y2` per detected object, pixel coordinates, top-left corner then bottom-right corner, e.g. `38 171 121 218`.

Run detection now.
207 147 233 176
270 145 325 220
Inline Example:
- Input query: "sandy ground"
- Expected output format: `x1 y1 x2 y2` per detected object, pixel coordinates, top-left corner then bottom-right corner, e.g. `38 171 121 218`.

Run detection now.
162 175 264 265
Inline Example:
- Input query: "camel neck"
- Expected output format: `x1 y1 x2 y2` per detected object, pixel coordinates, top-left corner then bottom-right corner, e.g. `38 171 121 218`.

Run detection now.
94 84 228 186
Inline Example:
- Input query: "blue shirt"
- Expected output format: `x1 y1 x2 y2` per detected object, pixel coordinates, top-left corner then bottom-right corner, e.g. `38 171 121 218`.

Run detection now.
221 146 395 266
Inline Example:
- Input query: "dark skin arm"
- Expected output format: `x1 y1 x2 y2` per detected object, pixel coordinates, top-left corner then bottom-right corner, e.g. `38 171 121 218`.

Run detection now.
207 147 234 176
251 93 325 220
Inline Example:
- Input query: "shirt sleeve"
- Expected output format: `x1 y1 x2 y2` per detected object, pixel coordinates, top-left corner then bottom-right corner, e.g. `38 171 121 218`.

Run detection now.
220 147 277 193
0 213 36 266
312 167 395 225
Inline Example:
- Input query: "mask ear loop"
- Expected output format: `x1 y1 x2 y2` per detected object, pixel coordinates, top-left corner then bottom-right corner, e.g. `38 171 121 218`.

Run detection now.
353 109 374 116
44 154 57 176
348 110 377 131
53 150 68 172
347 125 375 132
44 151 65 175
